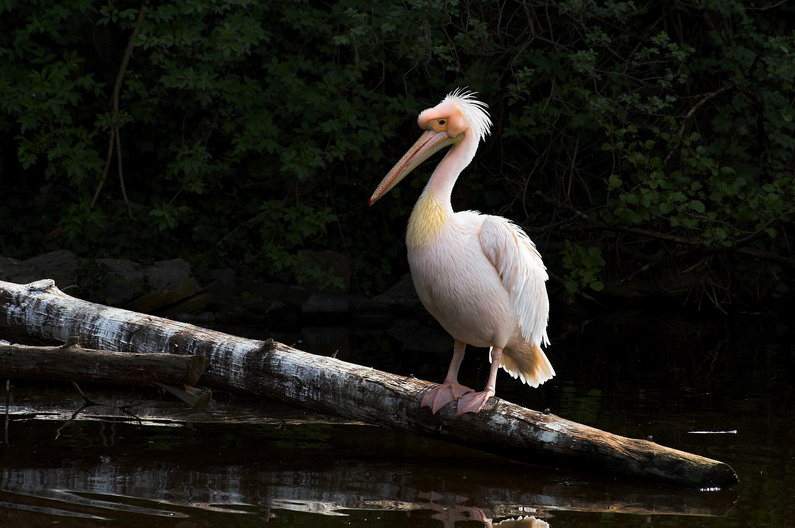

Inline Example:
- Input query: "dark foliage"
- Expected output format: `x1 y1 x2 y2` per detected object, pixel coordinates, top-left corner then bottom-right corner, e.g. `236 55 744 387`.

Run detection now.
1 0 792 309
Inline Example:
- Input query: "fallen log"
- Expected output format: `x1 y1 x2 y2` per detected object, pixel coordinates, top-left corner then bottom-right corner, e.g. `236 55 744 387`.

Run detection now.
0 279 739 489
0 342 209 386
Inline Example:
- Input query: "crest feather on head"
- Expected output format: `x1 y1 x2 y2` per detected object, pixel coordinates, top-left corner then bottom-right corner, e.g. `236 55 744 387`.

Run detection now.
442 88 492 144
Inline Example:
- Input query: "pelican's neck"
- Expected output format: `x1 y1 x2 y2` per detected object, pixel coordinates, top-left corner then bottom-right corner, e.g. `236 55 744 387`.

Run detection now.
406 136 477 248
425 135 478 207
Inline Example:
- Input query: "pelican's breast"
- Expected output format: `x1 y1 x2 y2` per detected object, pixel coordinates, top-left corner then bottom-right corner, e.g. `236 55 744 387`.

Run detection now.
406 193 514 347
406 190 448 248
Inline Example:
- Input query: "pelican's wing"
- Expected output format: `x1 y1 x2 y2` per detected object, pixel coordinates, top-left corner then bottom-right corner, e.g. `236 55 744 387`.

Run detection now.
479 216 550 346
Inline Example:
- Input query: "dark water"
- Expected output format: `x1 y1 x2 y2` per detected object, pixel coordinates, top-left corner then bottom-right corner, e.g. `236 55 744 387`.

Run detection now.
1 311 792 527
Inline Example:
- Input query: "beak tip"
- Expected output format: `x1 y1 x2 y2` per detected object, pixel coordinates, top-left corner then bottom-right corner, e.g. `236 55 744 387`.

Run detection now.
368 191 384 206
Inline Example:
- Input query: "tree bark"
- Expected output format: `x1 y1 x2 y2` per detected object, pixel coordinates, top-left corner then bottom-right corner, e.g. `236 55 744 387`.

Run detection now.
0 342 208 386
0 279 739 489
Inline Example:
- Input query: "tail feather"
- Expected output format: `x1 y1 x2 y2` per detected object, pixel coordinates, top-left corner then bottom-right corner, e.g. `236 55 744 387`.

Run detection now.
491 342 555 388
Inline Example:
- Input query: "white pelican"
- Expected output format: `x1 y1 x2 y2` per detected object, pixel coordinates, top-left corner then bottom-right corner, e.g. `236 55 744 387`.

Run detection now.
369 89 554 415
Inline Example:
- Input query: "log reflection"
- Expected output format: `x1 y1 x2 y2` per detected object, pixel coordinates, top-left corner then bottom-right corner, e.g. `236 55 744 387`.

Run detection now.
0 384 738 525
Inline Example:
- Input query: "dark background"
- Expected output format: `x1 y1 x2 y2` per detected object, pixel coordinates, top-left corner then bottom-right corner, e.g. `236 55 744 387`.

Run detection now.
1 0 793 312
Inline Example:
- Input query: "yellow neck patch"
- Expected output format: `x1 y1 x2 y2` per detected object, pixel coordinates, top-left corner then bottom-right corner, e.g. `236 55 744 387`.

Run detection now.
407 190 449 247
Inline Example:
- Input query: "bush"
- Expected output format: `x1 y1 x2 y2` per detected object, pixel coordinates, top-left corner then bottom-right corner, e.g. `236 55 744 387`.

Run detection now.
0 0 792 308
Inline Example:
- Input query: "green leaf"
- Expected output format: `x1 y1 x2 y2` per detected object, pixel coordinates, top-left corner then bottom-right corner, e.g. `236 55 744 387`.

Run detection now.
688 200 705 213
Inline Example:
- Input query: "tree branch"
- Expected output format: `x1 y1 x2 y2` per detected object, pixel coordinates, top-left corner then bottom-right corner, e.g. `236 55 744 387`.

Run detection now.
0 342 209 386
92 2 148 216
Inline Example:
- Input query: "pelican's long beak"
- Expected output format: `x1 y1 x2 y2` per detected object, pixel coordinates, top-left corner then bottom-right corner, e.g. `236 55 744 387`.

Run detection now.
369 129 457 206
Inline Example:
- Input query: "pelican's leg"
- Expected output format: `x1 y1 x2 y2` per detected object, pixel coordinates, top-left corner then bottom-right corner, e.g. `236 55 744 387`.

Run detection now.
421 340 474 414
456 347 502 415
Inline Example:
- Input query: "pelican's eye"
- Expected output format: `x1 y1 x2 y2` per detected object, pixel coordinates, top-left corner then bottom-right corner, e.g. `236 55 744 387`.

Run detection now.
429 119 447 132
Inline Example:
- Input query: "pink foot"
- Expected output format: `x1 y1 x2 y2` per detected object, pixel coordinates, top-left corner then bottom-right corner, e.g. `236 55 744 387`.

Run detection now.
456 390 494 415
421 382 474 414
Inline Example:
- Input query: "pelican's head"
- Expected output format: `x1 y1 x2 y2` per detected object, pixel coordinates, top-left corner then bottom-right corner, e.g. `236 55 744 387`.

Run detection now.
369 88 491 205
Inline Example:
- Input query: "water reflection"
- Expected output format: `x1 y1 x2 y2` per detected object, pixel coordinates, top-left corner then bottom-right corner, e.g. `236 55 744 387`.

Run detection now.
418 491 548 528
0 442 738 526
1 312 792 527
0 389 739 527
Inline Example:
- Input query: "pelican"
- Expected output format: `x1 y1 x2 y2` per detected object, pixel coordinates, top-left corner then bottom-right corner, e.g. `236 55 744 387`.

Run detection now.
369 89 554 415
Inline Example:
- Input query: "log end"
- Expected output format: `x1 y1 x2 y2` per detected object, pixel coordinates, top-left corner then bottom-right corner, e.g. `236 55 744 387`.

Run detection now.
186 355 211 385
693 458 739 490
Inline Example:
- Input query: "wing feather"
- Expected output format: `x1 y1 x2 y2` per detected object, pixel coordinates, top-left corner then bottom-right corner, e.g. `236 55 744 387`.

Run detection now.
479 216 550 347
